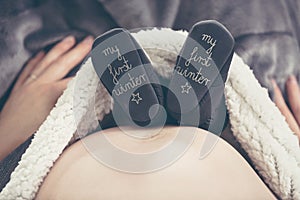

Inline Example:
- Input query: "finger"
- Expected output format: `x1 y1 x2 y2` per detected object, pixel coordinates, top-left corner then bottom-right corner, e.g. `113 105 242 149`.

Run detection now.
286 75 300 124
14 51 45 90
30 36 76 77
272 79 300 135
39 36 93 82
53 77 73 97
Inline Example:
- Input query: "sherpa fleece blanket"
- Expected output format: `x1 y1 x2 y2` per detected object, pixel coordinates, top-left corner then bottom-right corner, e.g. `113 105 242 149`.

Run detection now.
0 28 299 200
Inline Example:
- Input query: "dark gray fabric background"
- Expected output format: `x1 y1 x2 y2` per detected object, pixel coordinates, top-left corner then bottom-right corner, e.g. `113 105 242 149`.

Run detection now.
0 0 300 193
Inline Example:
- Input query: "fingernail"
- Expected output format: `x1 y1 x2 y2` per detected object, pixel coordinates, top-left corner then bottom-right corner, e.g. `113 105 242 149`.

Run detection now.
83 36 94 44
288 75 297 84
63 35 75 44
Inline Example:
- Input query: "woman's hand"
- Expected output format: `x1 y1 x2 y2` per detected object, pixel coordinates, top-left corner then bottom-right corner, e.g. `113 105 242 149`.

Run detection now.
272 76 300 142
0 35 93 160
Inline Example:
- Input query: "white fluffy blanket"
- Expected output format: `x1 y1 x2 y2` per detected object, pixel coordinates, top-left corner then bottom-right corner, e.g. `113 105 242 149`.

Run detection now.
0 29 299 200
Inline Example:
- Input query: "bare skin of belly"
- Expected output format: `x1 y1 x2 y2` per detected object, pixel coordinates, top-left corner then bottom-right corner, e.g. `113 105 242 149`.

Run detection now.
36 126 275 200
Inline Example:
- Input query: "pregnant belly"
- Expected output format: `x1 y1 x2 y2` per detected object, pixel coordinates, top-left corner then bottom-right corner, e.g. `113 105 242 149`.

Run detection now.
36 126 275 200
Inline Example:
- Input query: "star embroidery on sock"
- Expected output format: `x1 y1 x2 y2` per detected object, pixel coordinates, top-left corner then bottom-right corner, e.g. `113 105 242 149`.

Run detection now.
181 82 192 94
131 92 143 104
